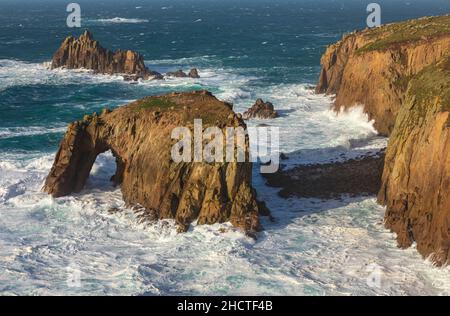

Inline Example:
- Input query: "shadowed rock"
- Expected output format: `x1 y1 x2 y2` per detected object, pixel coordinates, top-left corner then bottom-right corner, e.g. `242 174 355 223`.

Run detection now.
188 68 200 78
378 57 450 266
43 90 267 234
51 30 163 80
166 68 201 78
263 152 385 198
317 15 450 266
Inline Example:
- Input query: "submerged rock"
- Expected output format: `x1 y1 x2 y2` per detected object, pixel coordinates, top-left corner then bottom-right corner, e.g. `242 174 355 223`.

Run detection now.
242 99 278 120
263 152 385 198
166 68 201 78
43 90 267 234
166 69 188 78
188 68 200 78
51 30 163 80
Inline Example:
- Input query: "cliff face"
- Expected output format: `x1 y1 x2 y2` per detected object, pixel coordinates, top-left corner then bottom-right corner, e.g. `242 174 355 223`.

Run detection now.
378 57 450 266
43 91 265 234
316 15 450 136
316 15 450 265
51 30 162 79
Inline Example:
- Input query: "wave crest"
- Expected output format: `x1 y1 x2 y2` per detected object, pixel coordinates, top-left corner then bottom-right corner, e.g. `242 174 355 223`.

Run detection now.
90 17 149 24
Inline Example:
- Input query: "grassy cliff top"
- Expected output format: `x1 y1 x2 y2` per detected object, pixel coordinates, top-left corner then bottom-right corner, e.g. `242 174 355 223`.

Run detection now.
407 55 450 125
357 15 450 53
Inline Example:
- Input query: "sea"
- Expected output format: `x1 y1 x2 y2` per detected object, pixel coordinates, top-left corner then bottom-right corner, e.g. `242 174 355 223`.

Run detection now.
0 0 449 295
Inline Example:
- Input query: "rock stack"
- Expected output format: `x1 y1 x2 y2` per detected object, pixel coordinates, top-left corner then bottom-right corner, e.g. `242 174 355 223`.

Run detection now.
51 30 163 80
43 91 267 234
242 99 278 119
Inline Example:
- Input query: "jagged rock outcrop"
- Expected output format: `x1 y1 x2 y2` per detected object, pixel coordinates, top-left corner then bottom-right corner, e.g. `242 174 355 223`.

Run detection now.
166 68 201 78
188 68 200 78
378 57 450 266
243 99 278 120
51 30 163 80
43 91 267 234
316 15 450 136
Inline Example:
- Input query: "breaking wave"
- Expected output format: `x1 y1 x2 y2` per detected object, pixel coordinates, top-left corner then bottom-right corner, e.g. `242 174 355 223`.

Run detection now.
89 17 149 24
1 57 450 295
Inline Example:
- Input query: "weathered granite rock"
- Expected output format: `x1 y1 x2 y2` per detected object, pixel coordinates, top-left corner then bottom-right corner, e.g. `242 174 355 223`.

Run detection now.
51 30 163 80
378 57 450 266
188 68 200 78
43 91 267 234
316 15 450 136
242 99 278 120
316 15 450 265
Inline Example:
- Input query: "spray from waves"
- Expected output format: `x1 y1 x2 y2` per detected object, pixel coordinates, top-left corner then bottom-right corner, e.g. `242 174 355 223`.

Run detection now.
87 17 149 24
0 126 67 140
0 58 381 157
231 82 383 155
0 59 127 92
1 149 450 295
0 67 449 294
146 55 218 67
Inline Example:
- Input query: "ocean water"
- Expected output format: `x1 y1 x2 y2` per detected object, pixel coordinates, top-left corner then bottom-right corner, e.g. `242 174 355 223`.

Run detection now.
1 0 450 295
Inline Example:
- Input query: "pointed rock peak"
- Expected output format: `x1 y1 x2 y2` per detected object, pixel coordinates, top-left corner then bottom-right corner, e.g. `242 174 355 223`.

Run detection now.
63 35 75 43
81 30 94 40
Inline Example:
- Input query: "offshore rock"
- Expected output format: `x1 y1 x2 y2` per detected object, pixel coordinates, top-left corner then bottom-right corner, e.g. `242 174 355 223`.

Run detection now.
242 99 279 120
43 91 267 234
51 30 163 80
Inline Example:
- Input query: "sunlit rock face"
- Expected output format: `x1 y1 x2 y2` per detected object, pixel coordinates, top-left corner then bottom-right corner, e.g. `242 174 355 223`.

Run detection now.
317 15 450 265
51 30 163 79
43 90 267 234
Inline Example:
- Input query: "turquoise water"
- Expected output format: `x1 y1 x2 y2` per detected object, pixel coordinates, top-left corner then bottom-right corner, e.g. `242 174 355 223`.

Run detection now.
1 0 450 295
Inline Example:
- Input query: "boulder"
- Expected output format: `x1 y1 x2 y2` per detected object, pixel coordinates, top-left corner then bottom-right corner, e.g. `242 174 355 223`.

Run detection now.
166 68 201 79
242 99 278 120
166 69 188 78
188 68 200 78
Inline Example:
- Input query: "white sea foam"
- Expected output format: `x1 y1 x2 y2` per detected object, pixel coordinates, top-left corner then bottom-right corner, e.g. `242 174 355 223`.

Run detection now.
0 150 449 295
1 60 450 295
90 17 149 24
0 59 125 92
0 126 66 139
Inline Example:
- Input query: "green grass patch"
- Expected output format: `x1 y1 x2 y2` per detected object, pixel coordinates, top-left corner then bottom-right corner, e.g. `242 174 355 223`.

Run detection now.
407 56 450 124
356 15 450 54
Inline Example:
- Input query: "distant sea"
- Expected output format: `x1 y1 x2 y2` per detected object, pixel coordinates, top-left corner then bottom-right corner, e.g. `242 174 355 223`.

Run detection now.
0 0 449 295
